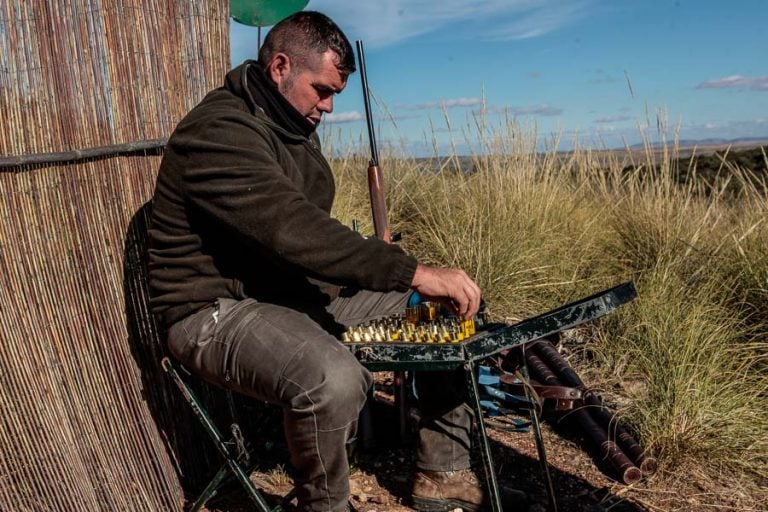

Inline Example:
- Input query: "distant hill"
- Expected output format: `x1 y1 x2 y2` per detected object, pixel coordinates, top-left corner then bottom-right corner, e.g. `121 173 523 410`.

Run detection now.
618 145 768 195
675 146 767 176
405 138 767 180
629 137 768 152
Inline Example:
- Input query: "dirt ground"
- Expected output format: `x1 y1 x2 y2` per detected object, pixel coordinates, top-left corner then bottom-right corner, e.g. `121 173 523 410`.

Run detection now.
204 376 767 512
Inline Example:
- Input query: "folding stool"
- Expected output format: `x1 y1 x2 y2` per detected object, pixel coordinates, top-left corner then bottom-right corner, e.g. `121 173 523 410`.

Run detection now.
161 357 282 512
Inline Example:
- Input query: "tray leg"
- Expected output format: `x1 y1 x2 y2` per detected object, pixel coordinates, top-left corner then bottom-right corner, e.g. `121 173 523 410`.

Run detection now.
465 360 502 512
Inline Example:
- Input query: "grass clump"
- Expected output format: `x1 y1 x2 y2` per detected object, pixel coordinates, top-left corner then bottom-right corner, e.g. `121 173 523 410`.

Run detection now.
597 270 767 476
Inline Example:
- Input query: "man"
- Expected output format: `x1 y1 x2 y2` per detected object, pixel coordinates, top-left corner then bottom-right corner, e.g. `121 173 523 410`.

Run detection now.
149 11 486 512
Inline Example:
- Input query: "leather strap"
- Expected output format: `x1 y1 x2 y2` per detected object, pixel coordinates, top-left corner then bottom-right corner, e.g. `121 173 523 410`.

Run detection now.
499 373 583 411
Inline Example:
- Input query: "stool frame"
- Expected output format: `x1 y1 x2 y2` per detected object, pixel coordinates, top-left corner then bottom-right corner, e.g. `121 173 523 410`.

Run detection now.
161 357 282 512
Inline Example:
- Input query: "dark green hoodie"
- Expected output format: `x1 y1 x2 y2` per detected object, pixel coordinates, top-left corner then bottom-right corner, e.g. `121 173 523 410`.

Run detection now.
148 62 417 328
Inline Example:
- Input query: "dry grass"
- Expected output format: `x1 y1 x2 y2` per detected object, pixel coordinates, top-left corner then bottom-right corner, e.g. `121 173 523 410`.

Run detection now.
329 118 768 491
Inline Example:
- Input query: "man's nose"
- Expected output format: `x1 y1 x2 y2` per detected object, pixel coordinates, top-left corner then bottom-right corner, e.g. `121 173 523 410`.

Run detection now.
318 96 333 113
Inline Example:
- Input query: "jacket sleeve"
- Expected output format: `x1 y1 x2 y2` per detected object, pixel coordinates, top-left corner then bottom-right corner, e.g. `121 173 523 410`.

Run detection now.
174 110 417 292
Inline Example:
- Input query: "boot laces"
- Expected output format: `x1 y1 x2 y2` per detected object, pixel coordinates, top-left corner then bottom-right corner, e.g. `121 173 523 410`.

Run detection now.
445 469 479 485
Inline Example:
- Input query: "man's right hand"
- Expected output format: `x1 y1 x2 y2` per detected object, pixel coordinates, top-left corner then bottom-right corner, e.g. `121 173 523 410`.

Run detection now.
410 263 482 320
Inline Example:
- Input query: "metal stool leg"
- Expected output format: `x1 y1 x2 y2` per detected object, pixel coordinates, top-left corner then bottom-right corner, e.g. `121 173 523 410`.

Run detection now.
190 463 229 511
465 360 503 512
162 358 280 512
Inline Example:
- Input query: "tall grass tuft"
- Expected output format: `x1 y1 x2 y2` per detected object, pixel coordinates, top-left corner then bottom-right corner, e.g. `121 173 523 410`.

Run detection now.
597 271 768 476
328 117 768 481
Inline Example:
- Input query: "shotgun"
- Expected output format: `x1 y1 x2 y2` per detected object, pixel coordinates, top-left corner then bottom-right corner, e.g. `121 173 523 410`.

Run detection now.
356 40 407 443
355 40 391 243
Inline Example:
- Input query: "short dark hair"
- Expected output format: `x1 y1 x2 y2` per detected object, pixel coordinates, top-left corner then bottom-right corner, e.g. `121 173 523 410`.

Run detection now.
258 11 355 75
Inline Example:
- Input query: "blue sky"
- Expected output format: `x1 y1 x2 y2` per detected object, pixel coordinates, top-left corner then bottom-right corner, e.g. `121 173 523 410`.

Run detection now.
230 0 768 156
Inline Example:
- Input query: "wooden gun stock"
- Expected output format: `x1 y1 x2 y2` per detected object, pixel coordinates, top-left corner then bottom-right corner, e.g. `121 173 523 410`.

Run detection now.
367 163 391 243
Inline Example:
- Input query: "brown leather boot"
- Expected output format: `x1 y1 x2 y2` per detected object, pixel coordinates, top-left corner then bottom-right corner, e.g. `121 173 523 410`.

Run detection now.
411 469 484 511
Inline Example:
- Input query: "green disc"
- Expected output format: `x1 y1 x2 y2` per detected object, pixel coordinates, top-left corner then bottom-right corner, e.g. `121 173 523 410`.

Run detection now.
230 0 310 27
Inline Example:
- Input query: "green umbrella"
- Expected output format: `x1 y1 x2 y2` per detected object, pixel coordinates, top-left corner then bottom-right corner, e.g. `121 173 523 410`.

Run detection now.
230 0 309 27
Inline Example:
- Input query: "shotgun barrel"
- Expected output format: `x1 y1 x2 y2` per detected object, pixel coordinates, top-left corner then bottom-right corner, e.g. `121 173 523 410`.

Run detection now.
585 395 658 475
528 338 657 474
525 340 644 484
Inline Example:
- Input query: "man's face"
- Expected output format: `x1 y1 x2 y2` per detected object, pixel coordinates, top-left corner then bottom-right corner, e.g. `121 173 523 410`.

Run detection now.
272 50 347 128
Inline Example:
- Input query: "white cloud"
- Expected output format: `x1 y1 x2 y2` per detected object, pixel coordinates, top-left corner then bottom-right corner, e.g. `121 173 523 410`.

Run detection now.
510 104 562 116
404 102 562 117
595 114 631 123
479 104 563 116
696 75 768 91
398 97 483 111
308 0 595 47
480 0 593 41
323 111 364 124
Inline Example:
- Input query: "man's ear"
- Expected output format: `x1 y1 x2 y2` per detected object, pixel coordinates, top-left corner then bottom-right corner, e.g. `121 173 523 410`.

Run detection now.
266 53 292 87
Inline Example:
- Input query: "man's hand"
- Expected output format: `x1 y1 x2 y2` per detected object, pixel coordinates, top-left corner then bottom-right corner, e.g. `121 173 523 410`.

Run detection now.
410 263 482 320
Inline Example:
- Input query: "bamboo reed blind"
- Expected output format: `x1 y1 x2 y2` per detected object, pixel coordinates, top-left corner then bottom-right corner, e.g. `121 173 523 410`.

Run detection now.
1 1 230 509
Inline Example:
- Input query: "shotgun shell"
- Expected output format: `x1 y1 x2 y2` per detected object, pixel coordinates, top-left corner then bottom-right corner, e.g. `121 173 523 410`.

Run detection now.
405 307 420 326
421 302 439 321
